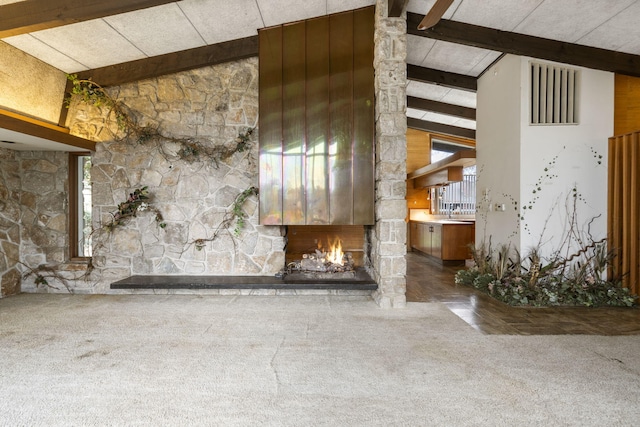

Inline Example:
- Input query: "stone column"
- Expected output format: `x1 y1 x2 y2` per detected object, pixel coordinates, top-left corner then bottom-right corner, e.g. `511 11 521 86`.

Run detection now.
370 0 407 308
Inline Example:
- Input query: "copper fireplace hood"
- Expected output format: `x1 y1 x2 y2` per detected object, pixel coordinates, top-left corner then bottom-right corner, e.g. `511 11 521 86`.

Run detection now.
258 7 375 226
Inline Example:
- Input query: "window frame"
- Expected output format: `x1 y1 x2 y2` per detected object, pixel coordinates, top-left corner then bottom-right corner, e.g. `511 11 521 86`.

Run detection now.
68 152 92 261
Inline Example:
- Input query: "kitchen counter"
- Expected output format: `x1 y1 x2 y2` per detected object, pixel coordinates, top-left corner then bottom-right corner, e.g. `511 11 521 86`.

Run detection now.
412 219 475 225
409 220 475 265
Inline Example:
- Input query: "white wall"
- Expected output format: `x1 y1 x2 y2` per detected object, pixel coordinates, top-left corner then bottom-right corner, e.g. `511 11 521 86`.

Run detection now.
477 54 613 258
476 54 522 249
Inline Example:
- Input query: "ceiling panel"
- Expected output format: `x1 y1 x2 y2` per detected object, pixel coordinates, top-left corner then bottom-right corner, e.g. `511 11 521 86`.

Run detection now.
440 89 476 109
514 0 637 43
422 112 475 129
407 80 452 101
407 35 435 65
256 0 326 27
2 35 89 72
179 0 265 44
327 0 375 14
449 0 544 30
406 108 427 120
420 40 500 76
105 3 205 57
29 19 146 70
468 51 503 76
577 1 640 54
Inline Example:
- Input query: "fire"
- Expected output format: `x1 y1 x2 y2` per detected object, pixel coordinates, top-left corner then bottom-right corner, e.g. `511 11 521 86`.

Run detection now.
326 238 344 266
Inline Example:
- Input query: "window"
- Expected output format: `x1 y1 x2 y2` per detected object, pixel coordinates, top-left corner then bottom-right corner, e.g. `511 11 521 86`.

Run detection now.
431 138 473 162
437 168 477 216
69 153 92 258
429 137 477 216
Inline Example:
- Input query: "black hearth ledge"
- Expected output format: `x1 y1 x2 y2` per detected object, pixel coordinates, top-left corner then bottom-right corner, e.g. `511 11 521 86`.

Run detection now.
110 269 377 290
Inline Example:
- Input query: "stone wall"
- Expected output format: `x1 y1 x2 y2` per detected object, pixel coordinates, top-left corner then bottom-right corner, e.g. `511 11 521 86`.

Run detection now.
369 0 408 308
0 148 21 297
0 149 70 295
65 57 286 293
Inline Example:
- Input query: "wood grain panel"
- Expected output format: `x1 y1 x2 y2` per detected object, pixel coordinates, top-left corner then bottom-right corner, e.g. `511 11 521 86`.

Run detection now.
614 74 640 136
608 132 640 295
406 128 431 174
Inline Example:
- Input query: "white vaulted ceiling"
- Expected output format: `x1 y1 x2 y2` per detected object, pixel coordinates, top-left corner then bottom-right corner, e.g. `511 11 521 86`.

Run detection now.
2 0 640 139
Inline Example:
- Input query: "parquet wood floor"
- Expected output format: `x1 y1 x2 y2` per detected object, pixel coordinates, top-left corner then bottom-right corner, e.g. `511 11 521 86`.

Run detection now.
406 252 640 335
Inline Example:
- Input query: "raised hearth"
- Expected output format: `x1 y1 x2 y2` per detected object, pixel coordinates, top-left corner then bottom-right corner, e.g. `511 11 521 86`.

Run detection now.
111 268 376 291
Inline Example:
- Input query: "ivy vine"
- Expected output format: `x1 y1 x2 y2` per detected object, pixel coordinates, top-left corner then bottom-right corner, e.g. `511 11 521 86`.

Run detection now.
104 186 166 231
66 74 254 167
191 186 259 251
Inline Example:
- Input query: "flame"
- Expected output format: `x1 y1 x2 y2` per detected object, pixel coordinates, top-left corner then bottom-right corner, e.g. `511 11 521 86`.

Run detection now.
326 238 344 265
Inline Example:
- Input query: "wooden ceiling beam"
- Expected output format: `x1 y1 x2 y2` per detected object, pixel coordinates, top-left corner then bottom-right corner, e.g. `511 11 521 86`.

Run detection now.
407 64 477 91
407 12 640 78
407 96 476 120
407 117 475 140
0 0 176 38
0 109 96 151
388 0 410 17
75 36 259 87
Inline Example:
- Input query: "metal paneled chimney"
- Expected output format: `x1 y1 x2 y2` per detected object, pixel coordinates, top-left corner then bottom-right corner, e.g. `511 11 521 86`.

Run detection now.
258 7 375 225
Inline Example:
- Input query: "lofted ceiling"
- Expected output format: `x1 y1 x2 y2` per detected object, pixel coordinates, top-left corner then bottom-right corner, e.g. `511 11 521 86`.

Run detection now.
2 0 640 148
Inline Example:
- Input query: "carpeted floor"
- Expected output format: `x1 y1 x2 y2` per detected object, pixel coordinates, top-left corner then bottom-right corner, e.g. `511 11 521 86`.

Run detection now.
1 294 639 426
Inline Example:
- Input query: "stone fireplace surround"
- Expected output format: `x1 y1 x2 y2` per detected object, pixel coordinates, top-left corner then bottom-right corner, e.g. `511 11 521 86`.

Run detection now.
7 1 406 307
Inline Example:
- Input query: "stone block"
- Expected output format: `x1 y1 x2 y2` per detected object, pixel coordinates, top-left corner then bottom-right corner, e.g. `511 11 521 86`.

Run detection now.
112 229 143 255
157 78 185 103
234 252 261 274
262 251 285 275
378 242 406 257
207 252 233 274
375 162 406 181
376 199 407 220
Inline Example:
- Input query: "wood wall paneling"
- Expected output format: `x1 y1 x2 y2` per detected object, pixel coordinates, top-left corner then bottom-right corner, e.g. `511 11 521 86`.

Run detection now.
406 128 431 174
614 74 640 136
608 132 640 295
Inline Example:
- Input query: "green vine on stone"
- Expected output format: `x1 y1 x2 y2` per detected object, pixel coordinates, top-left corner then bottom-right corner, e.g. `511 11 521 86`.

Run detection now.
190 186 259 251
66 74 255 167
104 186 166 231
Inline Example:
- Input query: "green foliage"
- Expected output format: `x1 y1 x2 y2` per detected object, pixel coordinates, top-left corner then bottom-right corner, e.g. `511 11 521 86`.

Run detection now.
456 241 637 307
66 74 255 167
191 186 259 251
105 186 166 231
232 186 259 236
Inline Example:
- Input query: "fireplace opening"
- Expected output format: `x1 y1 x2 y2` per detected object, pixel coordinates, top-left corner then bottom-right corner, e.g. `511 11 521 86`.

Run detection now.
281 225 370 280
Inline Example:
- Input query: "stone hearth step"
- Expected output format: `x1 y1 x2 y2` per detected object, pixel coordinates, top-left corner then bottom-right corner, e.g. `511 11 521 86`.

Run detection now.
111 270 377 291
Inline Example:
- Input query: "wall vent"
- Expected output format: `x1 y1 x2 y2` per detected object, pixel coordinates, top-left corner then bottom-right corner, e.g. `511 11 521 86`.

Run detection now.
530 61 579 125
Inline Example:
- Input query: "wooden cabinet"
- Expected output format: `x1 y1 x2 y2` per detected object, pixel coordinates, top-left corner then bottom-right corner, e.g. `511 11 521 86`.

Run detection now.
410 221 473 264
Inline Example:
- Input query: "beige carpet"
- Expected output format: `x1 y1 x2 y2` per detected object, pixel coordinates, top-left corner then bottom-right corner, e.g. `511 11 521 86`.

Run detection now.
1 294 639 426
